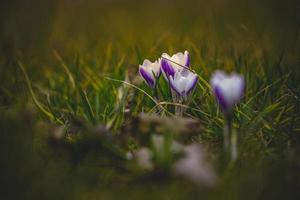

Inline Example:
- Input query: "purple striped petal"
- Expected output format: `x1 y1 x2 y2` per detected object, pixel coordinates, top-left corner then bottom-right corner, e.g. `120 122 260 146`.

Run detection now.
214 86 229 112
161 59 175 78
139 67 155 88
184 51 190 67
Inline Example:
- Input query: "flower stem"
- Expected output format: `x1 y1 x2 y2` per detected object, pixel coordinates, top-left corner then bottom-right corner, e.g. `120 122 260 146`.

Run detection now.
153 80 159 100
231 128 238 161
174 95 184 116
153 81 162 113
224 114 238 161
223 114 232 161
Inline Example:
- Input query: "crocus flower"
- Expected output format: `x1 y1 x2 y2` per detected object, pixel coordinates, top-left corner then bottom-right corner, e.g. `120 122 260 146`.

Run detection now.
139 59 161 88
169 69 198 97
173 144 217 186
134 147 153 170
161 50 190 79
210 71 245 113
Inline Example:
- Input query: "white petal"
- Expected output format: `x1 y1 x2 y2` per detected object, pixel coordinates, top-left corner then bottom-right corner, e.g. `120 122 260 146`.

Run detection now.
215 73 244 107
177 77 188 94
210 70 226 88
180 68 189 76
173 144 217 186
143 59 152 67
174 52 184 65
170 53 184 70
150 61 161 76
169 75 181 94
185 73 198 92
162 53 171 59
229 74 244 102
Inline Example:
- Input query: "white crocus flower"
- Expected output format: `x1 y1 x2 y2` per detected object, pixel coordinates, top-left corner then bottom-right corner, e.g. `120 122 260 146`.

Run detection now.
169 69 198 97
139 59 161 88
161 50 190 80
210 71 245 113
173 144 217 186
210 70 245 161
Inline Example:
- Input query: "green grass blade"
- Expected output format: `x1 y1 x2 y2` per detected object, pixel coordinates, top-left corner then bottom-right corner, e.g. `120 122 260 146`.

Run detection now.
18 61 63 125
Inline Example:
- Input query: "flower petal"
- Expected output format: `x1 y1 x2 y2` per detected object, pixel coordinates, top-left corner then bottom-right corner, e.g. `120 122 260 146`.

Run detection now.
142 59 152 67
153 60 162 78
184 50 190 67
210 71 226 88
162 53 171 59
210 71 245 113
169 75 182 95
185 74 198 94
157 58 162 77
214 85 229 112
162 58 175 78
139 67 155 87
231 74 245 102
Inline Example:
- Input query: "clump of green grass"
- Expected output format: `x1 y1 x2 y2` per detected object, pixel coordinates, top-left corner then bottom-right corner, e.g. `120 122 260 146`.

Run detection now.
14 35 300 199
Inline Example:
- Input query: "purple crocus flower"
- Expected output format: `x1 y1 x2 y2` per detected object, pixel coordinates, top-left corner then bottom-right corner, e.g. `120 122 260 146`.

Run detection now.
161 50 190 80
169 69 198 97
139 59 161 88
210 71 245 113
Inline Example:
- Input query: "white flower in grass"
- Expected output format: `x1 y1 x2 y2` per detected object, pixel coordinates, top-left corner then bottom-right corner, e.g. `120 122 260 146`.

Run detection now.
169 69 198 97
210 71 245 113
173 144 217 186
161 50 190 79
139 59 161 88
134 148 153 170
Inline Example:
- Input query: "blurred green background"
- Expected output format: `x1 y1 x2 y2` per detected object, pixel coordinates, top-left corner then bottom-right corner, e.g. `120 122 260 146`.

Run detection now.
0 0 299 199
1 0 299 58
1 0 299 103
